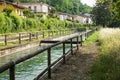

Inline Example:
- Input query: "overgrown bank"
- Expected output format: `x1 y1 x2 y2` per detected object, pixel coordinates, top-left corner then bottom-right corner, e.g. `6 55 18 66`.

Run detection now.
87 28 120 80
0 11 83 34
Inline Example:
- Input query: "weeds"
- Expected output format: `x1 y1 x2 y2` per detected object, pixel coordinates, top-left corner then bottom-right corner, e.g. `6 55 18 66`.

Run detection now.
87 28 120 80
83 31 98 46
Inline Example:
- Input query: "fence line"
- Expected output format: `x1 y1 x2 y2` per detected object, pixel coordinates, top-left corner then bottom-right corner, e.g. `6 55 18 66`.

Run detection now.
0 29 96 80
0 29 76 46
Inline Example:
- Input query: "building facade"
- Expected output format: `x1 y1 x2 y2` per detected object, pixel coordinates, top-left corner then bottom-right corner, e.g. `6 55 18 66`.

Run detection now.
0 0 25 17
19 2 50 15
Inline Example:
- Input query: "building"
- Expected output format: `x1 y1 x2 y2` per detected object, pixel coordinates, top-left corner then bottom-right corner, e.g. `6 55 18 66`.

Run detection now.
80 13 93 24
55 12 73 21
19 2 51 17
0 0 25 17
72 15 83 23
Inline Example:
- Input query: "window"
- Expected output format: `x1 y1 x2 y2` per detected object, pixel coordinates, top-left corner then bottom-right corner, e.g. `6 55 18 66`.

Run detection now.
28 6 31 9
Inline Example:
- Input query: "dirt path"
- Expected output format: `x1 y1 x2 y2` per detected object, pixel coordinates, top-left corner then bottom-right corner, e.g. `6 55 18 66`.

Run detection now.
47 43 99 80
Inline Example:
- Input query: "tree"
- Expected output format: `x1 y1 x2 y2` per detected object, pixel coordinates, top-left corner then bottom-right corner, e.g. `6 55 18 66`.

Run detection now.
112 0 120 20
107 0 120 27
91 0 112 27
50 7 56 13
17 0 92 14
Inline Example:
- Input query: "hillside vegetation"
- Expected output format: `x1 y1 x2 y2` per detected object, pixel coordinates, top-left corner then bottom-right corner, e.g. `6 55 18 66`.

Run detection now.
8 0 92 14
0 11 83 34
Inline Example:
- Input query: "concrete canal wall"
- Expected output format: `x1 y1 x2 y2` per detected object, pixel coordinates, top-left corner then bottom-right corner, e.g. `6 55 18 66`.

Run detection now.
0 32 83 57
0 41 40 57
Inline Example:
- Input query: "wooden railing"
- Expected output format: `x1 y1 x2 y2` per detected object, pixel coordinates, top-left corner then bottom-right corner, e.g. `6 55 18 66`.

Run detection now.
0 29 76 46
0 29 96 80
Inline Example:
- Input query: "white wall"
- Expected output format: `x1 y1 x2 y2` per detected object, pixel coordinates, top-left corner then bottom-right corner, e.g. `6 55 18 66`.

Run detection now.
20 3 48 13
58 14 68 20
41 5 48 13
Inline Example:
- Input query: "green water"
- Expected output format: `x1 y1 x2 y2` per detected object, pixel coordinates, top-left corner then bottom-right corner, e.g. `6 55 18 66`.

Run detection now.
0 44 73 80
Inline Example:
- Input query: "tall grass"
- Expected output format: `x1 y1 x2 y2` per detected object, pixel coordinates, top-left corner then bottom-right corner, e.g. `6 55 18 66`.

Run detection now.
87 28 120 80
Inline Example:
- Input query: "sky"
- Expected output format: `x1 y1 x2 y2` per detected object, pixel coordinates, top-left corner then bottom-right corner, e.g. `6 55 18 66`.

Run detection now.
81 0 96 7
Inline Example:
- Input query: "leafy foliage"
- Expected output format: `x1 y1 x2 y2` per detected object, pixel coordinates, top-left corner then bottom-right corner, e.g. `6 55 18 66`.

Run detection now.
23 9 33 17
16 0 92 14
0 12 83 34
3 8 12 16
112 0 120 20
10 13 23 32
91 0 112 27
92 0 120 27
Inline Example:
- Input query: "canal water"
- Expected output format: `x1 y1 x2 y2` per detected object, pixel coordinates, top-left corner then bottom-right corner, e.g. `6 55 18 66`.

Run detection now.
0 43 76 80
0 31 86 80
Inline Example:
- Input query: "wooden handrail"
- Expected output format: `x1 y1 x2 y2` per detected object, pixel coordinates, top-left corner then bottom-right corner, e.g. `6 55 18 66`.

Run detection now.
0 29 96 80
0 29 77 46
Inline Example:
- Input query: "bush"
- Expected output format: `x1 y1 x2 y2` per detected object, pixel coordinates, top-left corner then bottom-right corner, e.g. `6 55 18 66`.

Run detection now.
108 20 120 27
3 8 12 16
10 13 23 32
4 16 13 33
0 11 83 33
24 18 40 31
0 12 7 33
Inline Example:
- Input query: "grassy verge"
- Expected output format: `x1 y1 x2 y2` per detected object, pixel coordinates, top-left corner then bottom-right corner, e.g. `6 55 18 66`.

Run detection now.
83 31 98 46
87 28 120 80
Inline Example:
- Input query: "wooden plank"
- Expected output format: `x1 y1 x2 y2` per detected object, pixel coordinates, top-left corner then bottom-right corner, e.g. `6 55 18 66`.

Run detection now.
40 40 82 44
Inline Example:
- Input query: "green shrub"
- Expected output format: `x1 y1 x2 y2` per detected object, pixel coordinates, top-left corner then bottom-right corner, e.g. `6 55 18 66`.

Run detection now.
0 12 6 33
108 20 120 27
3 8 12 16
0 11 83 33
10 13 23 32
3 16 13 33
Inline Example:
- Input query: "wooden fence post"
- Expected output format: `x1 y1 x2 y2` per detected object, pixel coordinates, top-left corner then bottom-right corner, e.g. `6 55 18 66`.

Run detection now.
63 42 66 64
70 39 73 55
9 62 15 80
19 33 21 44
77 36 79 50
80 35 82 46
5 34 7 45
47 48 51 79
29 33 31 41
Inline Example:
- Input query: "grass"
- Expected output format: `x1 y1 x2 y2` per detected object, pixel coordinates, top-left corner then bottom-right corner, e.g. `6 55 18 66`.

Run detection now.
87 28 120 80
83 31 98 46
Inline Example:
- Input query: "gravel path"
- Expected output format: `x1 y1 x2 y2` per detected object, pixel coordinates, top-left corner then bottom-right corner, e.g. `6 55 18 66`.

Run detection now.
46 43 99 80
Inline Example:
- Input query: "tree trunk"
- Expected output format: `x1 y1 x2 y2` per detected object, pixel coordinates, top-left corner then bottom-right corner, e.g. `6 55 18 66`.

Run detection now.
103 23 105 27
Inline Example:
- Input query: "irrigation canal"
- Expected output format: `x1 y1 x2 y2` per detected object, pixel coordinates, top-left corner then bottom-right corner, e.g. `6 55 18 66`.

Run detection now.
0 31 86 80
